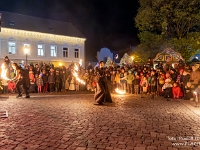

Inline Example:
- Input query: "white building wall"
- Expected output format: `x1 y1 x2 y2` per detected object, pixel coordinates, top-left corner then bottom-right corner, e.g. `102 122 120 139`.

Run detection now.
0 28 86 67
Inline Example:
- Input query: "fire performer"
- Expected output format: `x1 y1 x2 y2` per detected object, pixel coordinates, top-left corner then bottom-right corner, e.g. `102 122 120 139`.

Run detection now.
94 61 112 105
11 63 30 98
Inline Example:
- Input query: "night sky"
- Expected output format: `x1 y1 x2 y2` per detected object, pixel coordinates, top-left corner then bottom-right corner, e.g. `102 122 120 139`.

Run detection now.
0 0 139 59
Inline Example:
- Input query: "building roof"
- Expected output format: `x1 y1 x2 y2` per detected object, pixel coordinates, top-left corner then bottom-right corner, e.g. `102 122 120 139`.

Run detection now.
0 11 86 38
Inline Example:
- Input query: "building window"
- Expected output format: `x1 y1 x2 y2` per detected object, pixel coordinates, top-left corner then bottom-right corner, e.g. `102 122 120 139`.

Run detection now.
9 21 15 26
63 47 68 57
38 45 44 56
74 48 79 58
51 46 57 57
8 42 16 54
24 44 30 55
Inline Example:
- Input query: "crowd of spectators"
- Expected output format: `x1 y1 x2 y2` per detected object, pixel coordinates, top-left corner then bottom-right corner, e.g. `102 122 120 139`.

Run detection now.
0 56 200 101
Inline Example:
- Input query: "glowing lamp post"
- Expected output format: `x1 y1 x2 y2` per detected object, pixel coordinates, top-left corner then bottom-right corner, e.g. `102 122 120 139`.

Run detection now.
24 46 29 65
131 56 134 61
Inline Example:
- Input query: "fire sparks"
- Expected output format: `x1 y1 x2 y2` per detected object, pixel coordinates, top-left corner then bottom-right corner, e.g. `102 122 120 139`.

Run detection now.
79 59 82 67
73 63 85 85
1 63 10 80
115 88 126 94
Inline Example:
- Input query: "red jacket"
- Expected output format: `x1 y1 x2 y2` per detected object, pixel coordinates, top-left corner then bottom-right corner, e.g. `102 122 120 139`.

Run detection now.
172 86 183 98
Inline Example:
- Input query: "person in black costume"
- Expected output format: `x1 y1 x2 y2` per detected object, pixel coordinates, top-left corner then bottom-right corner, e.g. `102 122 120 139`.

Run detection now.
94 61 112 105
11 63 30 98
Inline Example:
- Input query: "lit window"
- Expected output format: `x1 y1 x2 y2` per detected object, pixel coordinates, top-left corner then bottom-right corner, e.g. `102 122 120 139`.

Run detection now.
38 45 44 56
51 46 57 57
74 49 79 58
63 47 68 57
8 42 16 54
24 44 30 55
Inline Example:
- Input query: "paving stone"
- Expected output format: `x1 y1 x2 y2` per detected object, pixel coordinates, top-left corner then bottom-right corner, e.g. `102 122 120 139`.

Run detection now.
134 147 146 150
0 93 200 150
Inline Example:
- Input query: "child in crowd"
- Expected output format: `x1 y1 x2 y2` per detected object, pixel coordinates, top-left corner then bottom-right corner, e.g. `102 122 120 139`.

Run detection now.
172 82 183 99
141 76 148 94
162 78 173 98
69 76 75 91
36 74 43 93
29 79 36 93
8 81 16 93
65 76 70 92
75 79 80 91
183 82 193 100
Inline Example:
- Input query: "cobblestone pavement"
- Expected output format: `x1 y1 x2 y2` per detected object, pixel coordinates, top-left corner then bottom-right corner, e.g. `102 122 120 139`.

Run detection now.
0 93 200 150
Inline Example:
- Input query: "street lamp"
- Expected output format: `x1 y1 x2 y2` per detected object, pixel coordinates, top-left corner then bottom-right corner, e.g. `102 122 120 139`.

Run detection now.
131 56 134 61
24 46 29 65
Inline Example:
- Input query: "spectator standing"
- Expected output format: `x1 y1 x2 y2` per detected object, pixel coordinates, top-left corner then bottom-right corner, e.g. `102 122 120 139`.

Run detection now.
34 64 41 75
48 72 55 92
134 75 140 94
149 70 157 98
69 76 75 91
65 75 70 91
55 70 61 92
42 70 48 93
110 70 116 92
61 70 66 91
126 70 135 94
120 68 127 92
115 70 120 88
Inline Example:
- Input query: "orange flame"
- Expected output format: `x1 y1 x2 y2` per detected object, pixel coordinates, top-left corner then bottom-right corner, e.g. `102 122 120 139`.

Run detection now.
1 63 10 80
73 63 85 85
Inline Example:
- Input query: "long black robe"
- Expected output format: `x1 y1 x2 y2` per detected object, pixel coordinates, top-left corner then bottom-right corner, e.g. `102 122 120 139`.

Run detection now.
94 67 112 103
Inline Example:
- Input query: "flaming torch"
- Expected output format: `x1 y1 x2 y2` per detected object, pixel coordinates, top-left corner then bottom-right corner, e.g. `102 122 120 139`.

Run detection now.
1 63 10 80
115 88 126 94
72 61 85 85
79 59 82 67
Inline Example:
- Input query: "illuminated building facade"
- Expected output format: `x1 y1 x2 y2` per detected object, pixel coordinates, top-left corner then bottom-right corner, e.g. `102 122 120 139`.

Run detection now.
0 11 86 67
